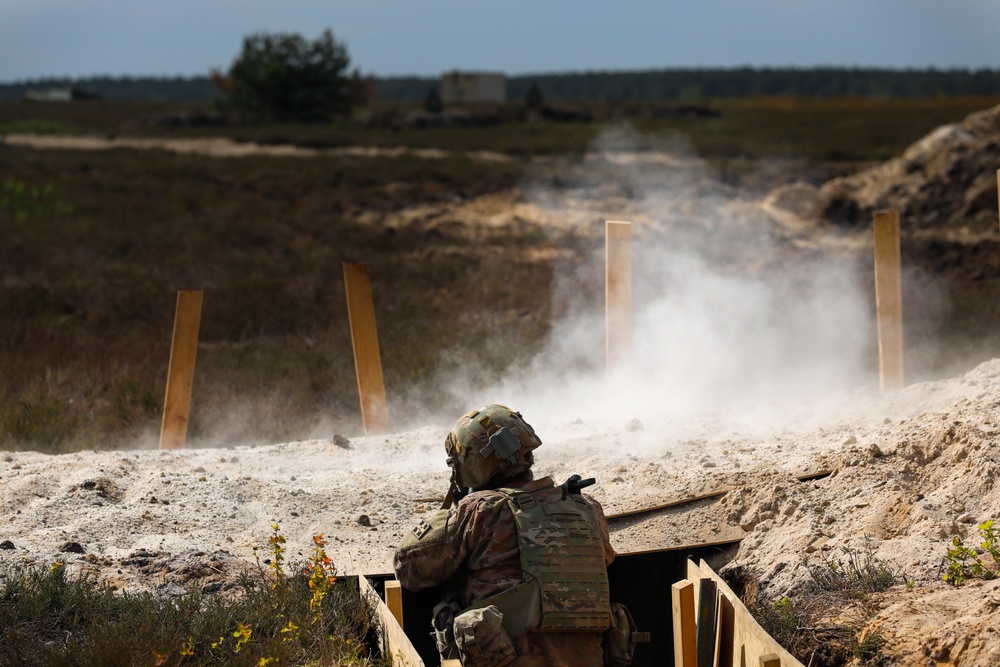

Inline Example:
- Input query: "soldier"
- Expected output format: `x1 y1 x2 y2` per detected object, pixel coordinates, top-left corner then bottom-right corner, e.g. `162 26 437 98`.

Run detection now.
394 404 619 667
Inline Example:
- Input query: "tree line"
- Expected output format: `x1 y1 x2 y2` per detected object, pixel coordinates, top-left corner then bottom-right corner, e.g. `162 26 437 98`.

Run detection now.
4 67 1000 105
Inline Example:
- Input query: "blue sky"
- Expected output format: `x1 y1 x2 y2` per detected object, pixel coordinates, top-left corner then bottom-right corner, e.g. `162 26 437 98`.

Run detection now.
3 0 1000 81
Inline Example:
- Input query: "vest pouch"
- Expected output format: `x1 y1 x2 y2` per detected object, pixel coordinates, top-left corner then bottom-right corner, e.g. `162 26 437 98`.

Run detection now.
432 599 462 662
453 605 516 667
602 602 637 667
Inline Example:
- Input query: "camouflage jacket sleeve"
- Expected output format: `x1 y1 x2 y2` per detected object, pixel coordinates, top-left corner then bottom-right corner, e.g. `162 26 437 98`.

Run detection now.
393 495 500 591
584 492 616 567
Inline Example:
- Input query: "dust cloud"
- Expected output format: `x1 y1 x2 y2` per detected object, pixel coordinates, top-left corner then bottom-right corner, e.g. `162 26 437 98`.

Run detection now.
447 124 878 444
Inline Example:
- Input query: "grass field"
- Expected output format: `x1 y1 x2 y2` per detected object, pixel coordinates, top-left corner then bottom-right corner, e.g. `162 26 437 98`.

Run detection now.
2 96 998 452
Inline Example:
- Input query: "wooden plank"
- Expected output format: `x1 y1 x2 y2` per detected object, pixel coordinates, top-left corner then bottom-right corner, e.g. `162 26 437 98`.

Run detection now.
359 575 425 667
697 578 719 667
759 655 781 667
696 560 804 667
385 579 404 629
672 579 698 667
159 290 203 450
715 590 735 667
873 211 904 392
343 262 389 435
608 489 729 522
606 220 632 373
607 471 830 523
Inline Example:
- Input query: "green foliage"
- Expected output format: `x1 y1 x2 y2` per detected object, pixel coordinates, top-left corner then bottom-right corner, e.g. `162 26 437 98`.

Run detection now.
0 397 76 450
0 119 70 134
944 519 1000 585
852 630 886 663
0 529 385 667
748 540 902 666
806 536 903 594
0 181 72 221
227 29 355 122
7 68 1000 104
755 596 801 647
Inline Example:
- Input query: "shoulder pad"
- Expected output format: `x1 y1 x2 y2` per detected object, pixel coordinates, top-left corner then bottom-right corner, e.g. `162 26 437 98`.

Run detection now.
399 508 450 549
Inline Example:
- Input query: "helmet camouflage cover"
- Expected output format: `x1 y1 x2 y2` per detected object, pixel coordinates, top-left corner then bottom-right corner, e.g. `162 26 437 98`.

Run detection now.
445 404 542 490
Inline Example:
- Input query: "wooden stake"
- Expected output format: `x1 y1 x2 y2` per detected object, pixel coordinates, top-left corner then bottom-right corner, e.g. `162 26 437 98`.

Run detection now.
159 290 203 450
343 262 389 435
873 211 904 392
672 579 698 667
606 220 632 373
385 580 404 629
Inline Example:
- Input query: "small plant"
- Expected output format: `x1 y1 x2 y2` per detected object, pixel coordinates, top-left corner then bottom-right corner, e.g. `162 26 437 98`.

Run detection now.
0 180 72 221
944 519 1000 586
756 596 802 647
305 533 337 617
852 630 886 662
806 535 903 594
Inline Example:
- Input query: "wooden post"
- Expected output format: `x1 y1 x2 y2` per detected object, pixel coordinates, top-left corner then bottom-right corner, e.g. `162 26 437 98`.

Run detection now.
697 579 719 667
873 211 904 392
672 579 698 667
159 290 203 450
606 220 632 373
343 262 389 435
759 655 781 667
385 580 404 629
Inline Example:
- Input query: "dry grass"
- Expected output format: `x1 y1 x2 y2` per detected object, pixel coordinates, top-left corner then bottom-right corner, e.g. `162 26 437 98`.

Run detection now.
2 97 999 451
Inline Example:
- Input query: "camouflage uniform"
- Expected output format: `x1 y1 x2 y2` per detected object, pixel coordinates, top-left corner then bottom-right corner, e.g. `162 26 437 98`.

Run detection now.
394 471 616 667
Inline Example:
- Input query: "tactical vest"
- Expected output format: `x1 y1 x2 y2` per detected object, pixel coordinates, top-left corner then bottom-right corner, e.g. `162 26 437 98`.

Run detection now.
468 484 613 635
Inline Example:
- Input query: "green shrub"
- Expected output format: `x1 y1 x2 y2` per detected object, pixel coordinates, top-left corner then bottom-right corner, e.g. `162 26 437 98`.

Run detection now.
0 180 72 221
944 519 1000 586
806 536 903 594
0 527 386 667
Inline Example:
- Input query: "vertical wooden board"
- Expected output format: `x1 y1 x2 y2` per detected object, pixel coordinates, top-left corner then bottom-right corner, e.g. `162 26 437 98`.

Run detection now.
359 575 425 667
697 579 719 667
687 559 703 616
343 262 389 435
715 591 735 667
160 290 203 450
606 220 632 373
385 579 404 629
672 579 698 667
873 211 904 392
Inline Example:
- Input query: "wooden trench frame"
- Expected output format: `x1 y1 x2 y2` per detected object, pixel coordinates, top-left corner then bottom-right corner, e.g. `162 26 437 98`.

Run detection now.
363 551 806 667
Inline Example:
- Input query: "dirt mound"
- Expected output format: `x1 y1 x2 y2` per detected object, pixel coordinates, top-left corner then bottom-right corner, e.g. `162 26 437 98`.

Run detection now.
2 360 1000 663
814 103 1000 235
718 359 1000 665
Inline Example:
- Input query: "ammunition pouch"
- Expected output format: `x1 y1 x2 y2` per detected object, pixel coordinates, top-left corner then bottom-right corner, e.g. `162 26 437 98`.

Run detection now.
432 599 462 663
602 603 649 667
453 605 516 667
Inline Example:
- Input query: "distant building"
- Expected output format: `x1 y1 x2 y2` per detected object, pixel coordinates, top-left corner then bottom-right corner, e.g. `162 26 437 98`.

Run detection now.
439 71 506 105
22 87 101 102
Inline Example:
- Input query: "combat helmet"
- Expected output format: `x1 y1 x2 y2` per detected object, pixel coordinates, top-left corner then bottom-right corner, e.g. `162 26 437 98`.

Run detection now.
445 404 542 491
